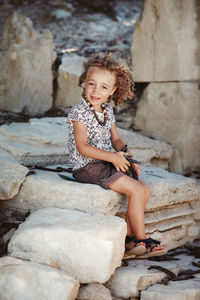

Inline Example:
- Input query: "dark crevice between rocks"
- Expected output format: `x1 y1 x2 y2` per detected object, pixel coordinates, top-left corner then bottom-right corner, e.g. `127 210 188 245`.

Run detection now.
51 52 63 107
114 82 149 130
0 110 44 126
0 209 30 257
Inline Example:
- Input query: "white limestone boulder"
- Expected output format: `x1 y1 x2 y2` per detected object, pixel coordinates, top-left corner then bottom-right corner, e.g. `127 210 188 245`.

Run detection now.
77 283 112 300
0 148 29 200
0 256 79 300
141 279 200 300
0 13 56 113
131 0 200 81
134 82 200 173
0 117 68 166
8 207 127 284
55 54 87 107
108 249 200 298
106 260 180 298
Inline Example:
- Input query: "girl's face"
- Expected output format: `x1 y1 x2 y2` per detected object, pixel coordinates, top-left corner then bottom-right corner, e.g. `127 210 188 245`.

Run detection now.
84 67 117 110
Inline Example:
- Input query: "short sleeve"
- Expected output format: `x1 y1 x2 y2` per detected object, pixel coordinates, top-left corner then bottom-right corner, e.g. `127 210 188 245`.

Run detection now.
67 105 87 126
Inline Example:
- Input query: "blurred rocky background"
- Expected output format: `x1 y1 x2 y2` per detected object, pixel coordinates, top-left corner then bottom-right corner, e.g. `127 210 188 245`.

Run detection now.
0 1 200 299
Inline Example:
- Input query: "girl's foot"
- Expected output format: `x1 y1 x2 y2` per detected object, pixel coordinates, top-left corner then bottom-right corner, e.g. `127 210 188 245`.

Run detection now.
135 238 167 258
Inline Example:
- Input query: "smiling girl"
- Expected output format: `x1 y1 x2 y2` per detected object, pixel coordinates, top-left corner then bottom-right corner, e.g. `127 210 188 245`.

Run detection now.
67 52 167 259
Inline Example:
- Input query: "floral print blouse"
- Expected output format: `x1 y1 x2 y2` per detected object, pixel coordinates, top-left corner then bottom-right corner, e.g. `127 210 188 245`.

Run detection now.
67 98 115 171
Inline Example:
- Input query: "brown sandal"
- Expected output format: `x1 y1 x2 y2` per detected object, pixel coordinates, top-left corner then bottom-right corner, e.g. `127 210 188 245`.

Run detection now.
135 238 167 259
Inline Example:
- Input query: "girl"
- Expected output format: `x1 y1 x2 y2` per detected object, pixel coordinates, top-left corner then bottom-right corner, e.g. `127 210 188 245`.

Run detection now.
67 52 167 259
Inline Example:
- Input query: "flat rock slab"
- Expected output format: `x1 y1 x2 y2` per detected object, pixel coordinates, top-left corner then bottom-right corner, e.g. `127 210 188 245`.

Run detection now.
0 256 79 300
141 278 200 300
0 117 68 166
106 261 179 298
0 148 29 200
107 251 200 299
0 117 172 168
5 166 200 214
8 207 127 284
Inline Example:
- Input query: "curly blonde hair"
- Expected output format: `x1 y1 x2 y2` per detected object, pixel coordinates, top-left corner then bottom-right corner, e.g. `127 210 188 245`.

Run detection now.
79 52 135 106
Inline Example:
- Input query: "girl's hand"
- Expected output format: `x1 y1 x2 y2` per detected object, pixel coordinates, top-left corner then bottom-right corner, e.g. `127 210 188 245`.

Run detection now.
112 151 130 172
131 163 141 176
125 147 133 157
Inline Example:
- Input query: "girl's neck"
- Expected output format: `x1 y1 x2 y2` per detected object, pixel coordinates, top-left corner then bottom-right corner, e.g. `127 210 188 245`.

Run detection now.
92 104 103 113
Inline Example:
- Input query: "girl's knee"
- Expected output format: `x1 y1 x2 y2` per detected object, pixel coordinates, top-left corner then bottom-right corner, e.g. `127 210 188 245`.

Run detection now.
139 180 150 196
128 183 144 199
144 184 150 197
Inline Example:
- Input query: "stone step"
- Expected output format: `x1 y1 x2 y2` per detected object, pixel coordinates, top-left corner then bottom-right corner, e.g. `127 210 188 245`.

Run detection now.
107 252 200 299
106 260 180 298
0 117 173 168
4 166 200 215
8 207 127 284
141 278 200 300
0 256 79 300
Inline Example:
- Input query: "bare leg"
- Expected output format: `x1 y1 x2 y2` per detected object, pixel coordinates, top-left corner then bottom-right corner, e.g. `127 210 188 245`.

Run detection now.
108 175 147 239
138 179 150 210
125 179 150 238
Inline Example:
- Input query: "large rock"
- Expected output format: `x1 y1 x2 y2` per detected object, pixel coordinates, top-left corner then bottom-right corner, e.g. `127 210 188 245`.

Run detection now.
8 207 127 284
107 260 180 298
0 148 29 200
0 117 68 166
55 54 87 107
107 252 200 298
0 256 79 300
134 82 200 173
141 278 200 300
131 0 200 81
0 13 56 113
0 117 173 168
3 166 200 250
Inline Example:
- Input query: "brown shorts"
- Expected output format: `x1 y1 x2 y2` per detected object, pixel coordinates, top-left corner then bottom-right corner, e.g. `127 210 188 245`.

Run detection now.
73 161 125 190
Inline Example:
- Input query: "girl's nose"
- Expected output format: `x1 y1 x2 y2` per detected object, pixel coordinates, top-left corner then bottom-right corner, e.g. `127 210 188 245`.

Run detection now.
93 85 100 93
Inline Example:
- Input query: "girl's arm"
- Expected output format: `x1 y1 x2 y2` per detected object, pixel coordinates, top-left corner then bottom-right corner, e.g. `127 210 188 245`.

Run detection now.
110 123 132 155
111 122 141 176
73 121 130 172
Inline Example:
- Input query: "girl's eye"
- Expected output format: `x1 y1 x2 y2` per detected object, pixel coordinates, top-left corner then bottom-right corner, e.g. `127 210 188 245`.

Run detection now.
102 86 108 89
88 82 94 86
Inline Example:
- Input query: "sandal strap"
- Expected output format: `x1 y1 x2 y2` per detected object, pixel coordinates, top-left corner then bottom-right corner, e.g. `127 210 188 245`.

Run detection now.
135 238 161 248
125 235 134 244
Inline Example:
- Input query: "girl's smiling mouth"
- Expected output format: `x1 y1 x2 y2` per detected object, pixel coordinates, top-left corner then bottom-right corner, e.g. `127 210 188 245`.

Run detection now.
91 96 100 101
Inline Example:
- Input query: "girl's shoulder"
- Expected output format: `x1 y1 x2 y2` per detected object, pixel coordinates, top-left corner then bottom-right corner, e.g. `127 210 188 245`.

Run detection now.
69 99 86 112
67 99 90 124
